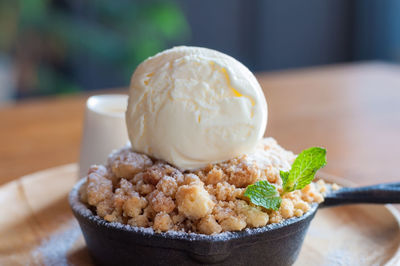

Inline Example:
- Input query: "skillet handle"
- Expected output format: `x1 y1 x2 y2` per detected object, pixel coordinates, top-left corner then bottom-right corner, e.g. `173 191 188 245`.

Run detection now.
320 182 400 207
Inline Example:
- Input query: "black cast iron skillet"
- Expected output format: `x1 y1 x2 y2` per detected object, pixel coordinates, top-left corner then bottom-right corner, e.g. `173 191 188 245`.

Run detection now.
69 178 400 266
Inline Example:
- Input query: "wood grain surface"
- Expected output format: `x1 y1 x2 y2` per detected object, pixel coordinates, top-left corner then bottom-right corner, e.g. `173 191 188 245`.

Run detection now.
0 164 398 265
258 62 400 186
1 62 400 187
0 90 125 186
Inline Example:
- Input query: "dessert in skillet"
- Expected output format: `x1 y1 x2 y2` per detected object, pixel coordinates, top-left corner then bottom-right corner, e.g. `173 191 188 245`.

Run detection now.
79 46 327 235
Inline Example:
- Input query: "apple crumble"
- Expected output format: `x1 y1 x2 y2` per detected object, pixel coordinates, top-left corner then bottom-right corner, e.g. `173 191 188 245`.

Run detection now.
79 137 327 235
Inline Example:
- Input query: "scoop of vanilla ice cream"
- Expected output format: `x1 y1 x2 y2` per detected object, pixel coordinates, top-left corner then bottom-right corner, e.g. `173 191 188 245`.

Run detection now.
126 46 268 170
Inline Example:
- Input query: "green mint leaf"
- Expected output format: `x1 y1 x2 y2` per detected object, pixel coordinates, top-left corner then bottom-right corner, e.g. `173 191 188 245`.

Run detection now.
280 170 289 188
283 147 327 193
244 181 282 211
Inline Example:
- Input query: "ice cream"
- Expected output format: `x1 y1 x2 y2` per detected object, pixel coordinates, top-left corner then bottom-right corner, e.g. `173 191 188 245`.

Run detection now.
126 46 268 170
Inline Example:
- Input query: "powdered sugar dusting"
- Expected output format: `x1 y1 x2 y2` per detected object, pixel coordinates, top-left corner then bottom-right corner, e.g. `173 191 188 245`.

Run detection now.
32 220 81 266
326 248 366 266
245 138 295 171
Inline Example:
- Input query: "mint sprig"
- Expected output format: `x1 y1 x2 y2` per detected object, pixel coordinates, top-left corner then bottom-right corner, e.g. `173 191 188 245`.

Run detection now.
282 147 327 193
244 147 327 210
244 181 281 211
280 170 289 187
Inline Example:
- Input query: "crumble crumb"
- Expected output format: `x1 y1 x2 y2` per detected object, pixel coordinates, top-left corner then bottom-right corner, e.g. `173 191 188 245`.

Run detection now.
80 137 329 234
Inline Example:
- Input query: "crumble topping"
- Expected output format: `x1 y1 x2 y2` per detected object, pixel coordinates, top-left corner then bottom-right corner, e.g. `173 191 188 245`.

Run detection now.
79 137 327 235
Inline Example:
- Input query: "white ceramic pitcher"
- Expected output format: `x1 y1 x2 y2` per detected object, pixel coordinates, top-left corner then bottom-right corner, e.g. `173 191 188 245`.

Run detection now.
78 94 129 178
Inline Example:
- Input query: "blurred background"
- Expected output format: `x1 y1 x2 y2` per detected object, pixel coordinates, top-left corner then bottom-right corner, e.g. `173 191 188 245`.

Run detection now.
0 0 400 106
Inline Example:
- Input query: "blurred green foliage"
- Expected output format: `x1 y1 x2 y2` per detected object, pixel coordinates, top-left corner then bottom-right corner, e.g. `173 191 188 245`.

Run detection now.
0 0 189 97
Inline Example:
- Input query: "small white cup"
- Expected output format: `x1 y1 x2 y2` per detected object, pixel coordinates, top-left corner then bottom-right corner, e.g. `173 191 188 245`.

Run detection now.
78 94 129 178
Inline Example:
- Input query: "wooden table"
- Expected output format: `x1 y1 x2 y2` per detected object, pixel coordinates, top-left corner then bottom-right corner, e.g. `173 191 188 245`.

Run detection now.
1 62 400 187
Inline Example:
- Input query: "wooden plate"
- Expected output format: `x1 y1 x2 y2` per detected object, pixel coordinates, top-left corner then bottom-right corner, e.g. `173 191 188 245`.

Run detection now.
0 164 399 265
